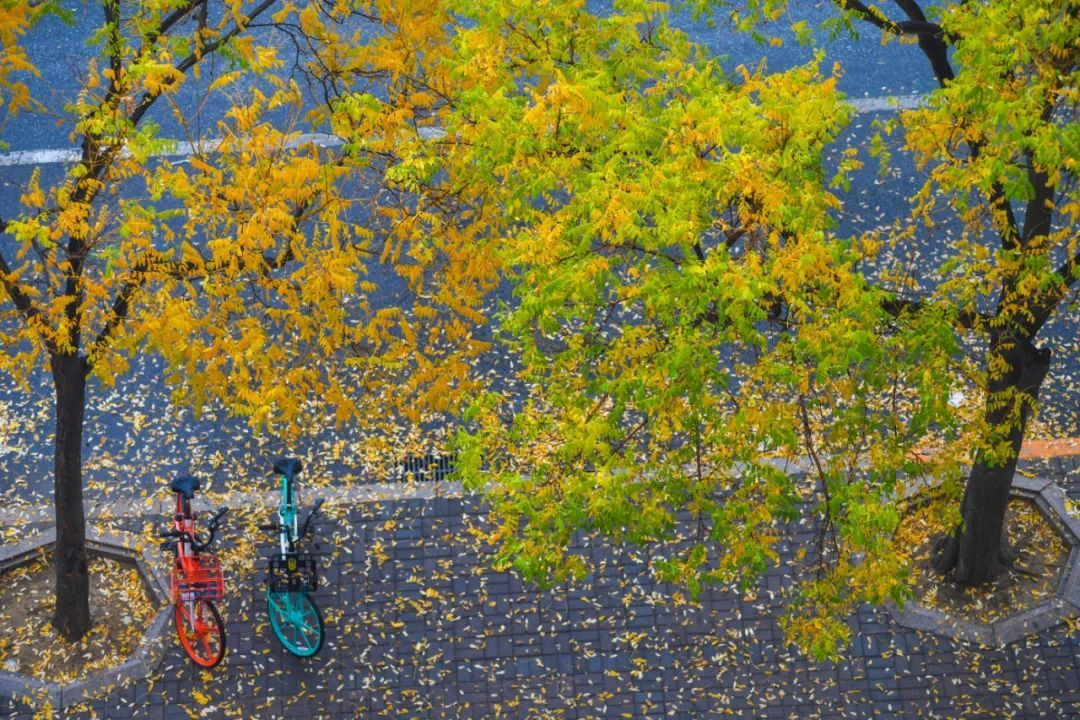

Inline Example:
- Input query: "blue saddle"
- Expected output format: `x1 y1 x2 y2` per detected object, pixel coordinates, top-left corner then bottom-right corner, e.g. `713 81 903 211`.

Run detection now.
273 458 302 483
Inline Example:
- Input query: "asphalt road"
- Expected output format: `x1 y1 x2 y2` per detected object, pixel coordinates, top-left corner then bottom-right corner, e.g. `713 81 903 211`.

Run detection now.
0 3 1075 502
5 2 936 152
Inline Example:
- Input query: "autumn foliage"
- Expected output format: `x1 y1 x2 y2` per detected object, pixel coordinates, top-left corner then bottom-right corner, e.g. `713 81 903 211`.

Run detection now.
0 0 491 641
433 0 1077 658
0 0 1076 661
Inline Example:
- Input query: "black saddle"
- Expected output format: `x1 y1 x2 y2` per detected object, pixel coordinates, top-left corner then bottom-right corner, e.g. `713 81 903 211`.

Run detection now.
169 475 201 500
273 458 302 482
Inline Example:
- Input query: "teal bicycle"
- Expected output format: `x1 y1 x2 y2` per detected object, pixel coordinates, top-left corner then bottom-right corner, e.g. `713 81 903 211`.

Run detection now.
258 458 326 657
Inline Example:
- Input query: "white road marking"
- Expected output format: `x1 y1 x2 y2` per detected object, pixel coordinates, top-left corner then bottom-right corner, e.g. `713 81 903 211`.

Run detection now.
0 132 346 168
0 95 921 169
849 94 924 113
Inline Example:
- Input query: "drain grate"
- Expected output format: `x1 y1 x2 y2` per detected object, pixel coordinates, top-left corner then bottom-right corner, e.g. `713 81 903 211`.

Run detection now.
394 454 457 483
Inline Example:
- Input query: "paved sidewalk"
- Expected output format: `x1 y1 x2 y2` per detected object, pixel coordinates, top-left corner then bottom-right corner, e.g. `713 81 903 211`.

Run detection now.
1 456 1078 719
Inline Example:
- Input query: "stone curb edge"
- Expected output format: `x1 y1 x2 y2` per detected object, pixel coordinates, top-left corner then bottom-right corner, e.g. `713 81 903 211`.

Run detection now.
0 527 170 710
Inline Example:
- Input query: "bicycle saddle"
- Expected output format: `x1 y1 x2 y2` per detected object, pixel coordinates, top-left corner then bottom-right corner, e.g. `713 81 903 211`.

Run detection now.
273 457 302 481
170 475 201 499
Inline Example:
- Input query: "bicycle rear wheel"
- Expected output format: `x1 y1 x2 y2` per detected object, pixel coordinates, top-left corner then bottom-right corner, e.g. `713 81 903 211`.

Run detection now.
267 590 324 657
175 599 226 668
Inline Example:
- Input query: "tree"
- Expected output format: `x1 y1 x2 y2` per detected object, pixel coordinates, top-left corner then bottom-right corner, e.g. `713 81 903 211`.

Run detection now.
0 0 487 642
727 0 1080 587
827 0 1078 586
381 0 1078 657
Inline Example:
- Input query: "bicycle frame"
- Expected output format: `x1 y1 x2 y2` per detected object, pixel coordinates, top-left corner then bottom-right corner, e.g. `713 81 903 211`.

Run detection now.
172 493 200 630
276 473 298 556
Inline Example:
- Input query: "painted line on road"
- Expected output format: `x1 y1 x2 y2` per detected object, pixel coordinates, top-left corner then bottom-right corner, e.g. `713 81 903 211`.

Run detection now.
0 132 347 168
849 94 923 113
0 95 922 168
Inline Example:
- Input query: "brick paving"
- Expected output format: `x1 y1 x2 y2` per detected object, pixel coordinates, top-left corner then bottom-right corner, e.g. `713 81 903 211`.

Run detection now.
1 457 1078 719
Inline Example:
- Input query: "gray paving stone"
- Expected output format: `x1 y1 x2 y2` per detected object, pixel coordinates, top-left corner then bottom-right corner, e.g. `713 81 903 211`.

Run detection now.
3 461 1078 718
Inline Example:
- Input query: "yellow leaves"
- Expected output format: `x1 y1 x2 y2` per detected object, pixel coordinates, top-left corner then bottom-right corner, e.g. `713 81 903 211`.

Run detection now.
228 1 252 34
0 0 37 116
297 2 324 36
186 155 222 182
208 71 241 93
271 2 297 23
371 539 390 566
192 689 211 706
20 168 45 210
138 61 186 97
252 45 282 73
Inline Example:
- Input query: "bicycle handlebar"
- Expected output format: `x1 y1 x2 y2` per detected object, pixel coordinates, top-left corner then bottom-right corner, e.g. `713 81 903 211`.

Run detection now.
208 506 229 528
298 498 325 540
200 506 229 550
159 506 229 553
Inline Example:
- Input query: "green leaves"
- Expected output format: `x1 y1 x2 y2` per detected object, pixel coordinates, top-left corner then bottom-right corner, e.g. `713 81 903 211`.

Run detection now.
441 0 1035 663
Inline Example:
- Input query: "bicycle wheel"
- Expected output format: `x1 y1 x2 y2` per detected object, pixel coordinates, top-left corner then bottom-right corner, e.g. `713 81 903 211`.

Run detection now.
175 599 226 668
267 590 324 657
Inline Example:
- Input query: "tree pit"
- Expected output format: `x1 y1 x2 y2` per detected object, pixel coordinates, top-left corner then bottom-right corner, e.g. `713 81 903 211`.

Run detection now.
0 553 157 683
887 475 1080 646
896 497 1067 623
0 527 170 709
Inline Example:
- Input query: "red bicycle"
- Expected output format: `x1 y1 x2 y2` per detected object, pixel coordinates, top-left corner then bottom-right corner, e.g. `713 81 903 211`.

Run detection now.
159 475 229 668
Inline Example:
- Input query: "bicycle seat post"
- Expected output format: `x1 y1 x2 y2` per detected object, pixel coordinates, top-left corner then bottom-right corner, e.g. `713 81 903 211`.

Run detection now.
169 491 182 555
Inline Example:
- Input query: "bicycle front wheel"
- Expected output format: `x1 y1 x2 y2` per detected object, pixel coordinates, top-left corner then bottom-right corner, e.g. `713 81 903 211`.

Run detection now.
267 590 324 657
175 599 226 668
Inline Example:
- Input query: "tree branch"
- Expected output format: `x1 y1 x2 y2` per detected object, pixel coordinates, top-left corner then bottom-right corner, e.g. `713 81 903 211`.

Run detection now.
91 269 151 357
91 186 336 358
80 0 288 358
835 0 955 86
1021 165 1055 247
839 0 898 33
142 0 202 51
1061 249 1080 291
1025 247 1080 335
879 293 991 331
129 0 280 127
1020 104 1058 246
891 0 928 23
0 235 44 327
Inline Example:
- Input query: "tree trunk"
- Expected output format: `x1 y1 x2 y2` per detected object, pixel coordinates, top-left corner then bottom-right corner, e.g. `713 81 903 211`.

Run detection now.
50 352 92 642
932 334 1051 584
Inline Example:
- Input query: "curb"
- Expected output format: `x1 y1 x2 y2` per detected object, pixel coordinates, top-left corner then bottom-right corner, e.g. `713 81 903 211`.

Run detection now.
887 474 1080 648
0 527 171 710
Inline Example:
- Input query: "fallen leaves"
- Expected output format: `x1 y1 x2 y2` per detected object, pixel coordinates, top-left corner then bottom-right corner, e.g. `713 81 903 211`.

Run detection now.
0 553 156 685
894 496 1069 622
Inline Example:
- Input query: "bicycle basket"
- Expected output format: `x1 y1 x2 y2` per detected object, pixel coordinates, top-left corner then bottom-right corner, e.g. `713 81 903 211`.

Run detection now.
171 554 225 602
267 552 318 593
